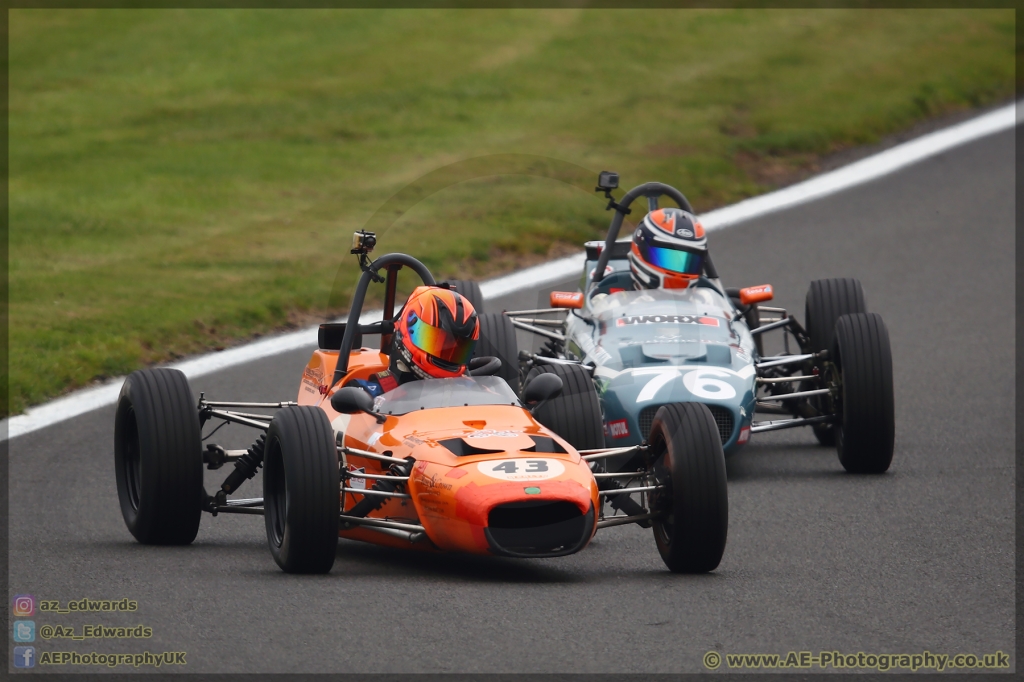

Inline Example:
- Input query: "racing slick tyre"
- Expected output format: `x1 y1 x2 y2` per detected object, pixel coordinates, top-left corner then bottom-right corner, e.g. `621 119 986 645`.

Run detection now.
442 279 485 315
648 403 728 573
263 406 340 573
832 313 895 474
114 368 203 545
475 312 521 393
805 278 866 446
524 363 603 451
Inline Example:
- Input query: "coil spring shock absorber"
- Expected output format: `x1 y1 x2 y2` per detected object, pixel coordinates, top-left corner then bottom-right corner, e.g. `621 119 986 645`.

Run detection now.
219 434 267 497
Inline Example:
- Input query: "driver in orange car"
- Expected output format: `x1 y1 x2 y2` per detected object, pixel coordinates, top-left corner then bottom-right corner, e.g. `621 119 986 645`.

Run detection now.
347 285 480 397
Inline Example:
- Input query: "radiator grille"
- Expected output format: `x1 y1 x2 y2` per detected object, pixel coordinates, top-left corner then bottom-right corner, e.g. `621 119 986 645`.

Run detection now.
638 404 734 444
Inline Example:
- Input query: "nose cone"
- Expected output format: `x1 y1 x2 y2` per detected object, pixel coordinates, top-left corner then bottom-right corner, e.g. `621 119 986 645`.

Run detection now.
409 455 598 557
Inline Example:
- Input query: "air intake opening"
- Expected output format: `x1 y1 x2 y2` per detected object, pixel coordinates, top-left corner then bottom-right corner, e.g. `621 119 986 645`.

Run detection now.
485 501 593 558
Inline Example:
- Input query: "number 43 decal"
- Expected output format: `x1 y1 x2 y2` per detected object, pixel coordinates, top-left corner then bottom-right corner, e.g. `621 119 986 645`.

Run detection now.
491 460 547 474
477 458 565 481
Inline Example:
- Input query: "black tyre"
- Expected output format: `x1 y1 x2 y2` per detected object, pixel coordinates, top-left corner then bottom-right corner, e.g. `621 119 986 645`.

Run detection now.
524 363 603 451
805 278 867 352
832 313 895 474
114 368 203 545
475 312 521 392
648 403 728 573
442 279 485 315
263 406 340 573
805 278 866 445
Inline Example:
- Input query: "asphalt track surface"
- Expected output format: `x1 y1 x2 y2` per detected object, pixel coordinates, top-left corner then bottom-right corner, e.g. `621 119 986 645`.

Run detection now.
7 130 1015 674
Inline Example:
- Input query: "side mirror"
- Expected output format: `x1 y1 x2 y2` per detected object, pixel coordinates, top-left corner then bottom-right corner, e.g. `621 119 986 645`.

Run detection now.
739 284 774 305
522 373 563 413
330 387 376 415
597 171 619 191
550 291 584 309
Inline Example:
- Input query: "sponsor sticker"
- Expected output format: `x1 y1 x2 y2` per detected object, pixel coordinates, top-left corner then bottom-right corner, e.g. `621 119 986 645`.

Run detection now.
346 465 367 490
477 459 565 481
604 419 630 439
616 315 720 327
737 426 751 445
465 429 521 439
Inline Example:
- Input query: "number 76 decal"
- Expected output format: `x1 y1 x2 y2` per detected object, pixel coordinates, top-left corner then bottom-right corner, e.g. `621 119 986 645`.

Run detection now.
634 368 740 401
477 458 566 481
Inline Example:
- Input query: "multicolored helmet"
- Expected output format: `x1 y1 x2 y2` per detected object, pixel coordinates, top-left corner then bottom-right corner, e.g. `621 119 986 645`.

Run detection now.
628 207 707 289
392 286 479 379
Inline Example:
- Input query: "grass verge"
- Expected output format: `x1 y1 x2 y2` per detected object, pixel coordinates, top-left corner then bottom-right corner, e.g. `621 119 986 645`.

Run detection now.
8 8 1016 415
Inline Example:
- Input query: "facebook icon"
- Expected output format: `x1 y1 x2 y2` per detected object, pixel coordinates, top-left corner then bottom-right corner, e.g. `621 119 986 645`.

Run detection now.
14 646 36 668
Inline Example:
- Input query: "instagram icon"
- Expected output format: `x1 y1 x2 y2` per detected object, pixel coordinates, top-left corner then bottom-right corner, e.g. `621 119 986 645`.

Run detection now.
12 595 35 617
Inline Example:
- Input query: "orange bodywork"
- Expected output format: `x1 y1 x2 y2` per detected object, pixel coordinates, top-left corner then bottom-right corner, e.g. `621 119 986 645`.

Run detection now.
298 348 600 556
550 291 584 309
739 284 774 305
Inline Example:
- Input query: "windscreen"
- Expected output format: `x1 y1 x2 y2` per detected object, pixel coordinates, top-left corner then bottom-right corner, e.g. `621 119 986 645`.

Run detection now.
375 376 521 415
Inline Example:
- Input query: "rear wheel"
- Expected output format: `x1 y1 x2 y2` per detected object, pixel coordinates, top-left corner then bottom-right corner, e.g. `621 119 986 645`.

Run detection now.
833 313 895 474
263 406 340 573
442 279 485 315
114 368 203 545
476 312 521 393
524 363 603 451
648 403 728 573
805 278 866 445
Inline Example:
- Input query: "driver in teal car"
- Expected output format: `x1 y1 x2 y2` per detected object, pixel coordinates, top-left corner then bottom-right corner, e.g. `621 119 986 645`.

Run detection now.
628 207 709 291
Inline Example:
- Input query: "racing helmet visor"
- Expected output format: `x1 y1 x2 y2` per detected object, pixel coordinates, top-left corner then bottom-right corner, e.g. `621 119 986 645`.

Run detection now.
637 239 705 276
406 315 477 366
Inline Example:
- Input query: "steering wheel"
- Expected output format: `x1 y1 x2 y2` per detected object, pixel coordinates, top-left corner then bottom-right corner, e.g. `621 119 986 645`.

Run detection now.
468 356 502 377
592 182 718 282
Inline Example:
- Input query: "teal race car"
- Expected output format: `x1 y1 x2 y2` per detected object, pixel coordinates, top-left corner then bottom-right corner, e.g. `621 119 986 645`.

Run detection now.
506 173 896 479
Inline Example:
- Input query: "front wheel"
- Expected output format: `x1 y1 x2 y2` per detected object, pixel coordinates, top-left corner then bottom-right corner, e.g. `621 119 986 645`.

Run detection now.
805 278 866 446
263 407 340 573
833 313 895 474
114 368 203 545
648 403 728 573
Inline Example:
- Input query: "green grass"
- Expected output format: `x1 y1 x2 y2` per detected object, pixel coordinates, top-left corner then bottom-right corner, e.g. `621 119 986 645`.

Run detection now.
8 8 1015 415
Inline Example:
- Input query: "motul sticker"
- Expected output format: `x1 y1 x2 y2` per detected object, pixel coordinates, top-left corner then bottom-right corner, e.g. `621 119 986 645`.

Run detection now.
616 315 720 327
604 419 630 439
477 459 565 481
737 426 750 445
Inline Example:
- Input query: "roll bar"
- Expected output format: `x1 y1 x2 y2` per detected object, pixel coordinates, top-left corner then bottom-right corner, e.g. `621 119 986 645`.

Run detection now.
332 252 435 386
592 182 694 283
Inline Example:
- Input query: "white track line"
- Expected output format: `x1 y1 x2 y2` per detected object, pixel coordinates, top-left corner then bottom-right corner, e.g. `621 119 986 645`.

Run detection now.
2 101 1016 441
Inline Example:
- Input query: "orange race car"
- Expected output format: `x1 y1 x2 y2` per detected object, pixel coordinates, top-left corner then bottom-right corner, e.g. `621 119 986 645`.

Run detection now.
113 233 728 574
